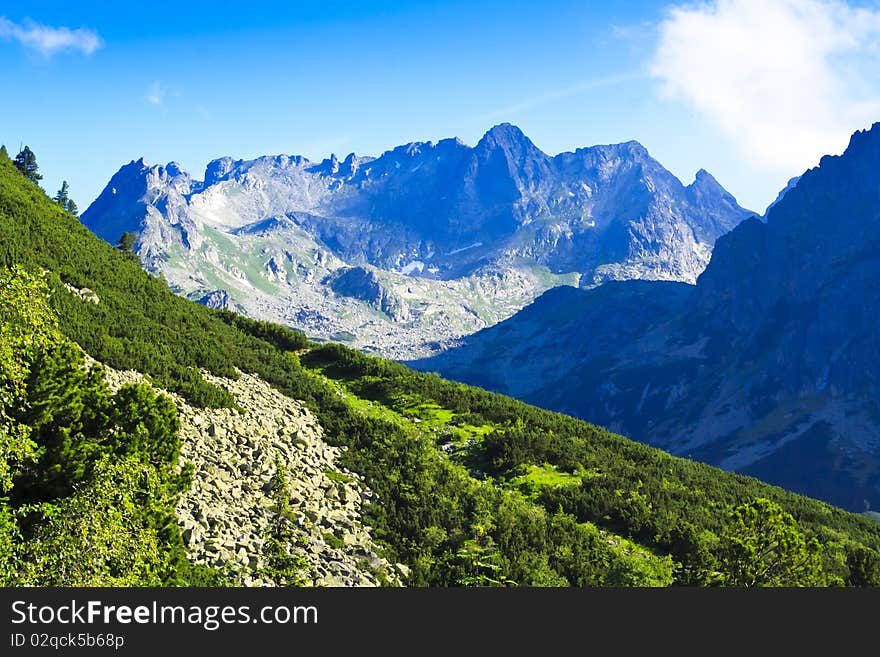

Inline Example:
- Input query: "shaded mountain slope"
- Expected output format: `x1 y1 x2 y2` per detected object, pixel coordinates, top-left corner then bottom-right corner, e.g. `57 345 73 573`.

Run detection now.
417 123 880 512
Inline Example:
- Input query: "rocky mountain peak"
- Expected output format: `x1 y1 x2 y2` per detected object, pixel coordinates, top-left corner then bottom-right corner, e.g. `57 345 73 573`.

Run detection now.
553 140 656 184
470 123 553 201
89 158 153 207
479 122 528 143
205 156 237 185
438 136 467 148
475 123 543 158
691 168 719 186
840 121 880 158
113 157 150 180
616 139 650 157
165 161 186 177
581 140 650 161
82 157 196 247
771 122 880 222
314 153 341 176
763 175 801 217
82 125 751 356
686 167 743 207
340 152 359 176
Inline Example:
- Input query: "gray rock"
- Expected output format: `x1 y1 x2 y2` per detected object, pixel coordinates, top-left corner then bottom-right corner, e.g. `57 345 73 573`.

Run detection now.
94 360 401 587
81 125 751 360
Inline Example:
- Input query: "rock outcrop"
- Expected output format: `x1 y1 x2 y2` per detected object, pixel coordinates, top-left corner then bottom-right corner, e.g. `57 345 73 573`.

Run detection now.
197 289 236 311
62 281 100 304
327 266 411 321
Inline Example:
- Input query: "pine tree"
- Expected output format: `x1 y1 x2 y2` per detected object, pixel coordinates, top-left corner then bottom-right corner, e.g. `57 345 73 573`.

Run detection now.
117 231 137 254
53 181 79 216
718 498 825 587
53 180 69 206
0 145 8 161
13 146 42 184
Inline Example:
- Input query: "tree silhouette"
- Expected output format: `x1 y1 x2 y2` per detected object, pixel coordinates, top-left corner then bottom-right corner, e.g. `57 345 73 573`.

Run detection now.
53 181 78 216
13 146 42 184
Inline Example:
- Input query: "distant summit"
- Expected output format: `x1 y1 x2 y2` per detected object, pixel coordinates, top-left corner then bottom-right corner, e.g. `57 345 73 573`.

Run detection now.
418 122 880 511
81 124 752 358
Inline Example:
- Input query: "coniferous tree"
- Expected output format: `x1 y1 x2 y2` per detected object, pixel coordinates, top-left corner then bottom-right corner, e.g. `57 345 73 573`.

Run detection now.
717 498 824 587
117 231 138 254
13 146 42 184
53 180 69 206
53 181 78 216
0 145 8 161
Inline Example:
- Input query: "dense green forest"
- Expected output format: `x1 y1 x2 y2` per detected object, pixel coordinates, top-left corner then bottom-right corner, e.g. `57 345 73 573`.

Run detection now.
1 149 879 586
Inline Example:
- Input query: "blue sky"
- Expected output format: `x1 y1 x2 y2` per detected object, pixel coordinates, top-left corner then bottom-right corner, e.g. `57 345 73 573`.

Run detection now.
2 0 880 212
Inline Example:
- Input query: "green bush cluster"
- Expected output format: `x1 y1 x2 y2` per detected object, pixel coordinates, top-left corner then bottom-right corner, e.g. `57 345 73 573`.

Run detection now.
0 266 220 585
299 343 880 586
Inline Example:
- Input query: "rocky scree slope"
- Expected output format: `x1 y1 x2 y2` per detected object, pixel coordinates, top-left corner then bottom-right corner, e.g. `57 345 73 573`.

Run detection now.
96 357 401 587
80 124 751 358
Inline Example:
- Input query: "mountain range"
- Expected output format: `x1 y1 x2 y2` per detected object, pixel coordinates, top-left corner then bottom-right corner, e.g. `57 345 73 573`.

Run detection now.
80 124 751 358
416 123 880 512
3 148 880 588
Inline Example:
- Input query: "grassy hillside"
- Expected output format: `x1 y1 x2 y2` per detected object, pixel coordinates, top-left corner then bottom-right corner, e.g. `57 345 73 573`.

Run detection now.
2 152 879 586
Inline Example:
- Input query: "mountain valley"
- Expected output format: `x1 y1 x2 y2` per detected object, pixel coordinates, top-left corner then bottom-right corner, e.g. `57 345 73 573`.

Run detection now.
417 123 880 513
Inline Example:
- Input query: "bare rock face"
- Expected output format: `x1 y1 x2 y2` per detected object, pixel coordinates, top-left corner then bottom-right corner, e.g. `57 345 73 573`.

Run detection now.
326 266 411 321
80 125 751 359
419 123 880 513
197 289 236 311
95 358 401 587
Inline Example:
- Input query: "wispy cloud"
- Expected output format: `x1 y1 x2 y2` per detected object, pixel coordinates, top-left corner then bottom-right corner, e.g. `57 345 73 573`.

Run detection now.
0 16 102 57
478 72 645 123
650 0 880 173
147 81 165 106
611 21 656 43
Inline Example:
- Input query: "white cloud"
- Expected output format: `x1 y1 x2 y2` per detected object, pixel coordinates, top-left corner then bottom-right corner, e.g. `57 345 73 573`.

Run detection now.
0 16 102 57
147 81 165 106
650 0 880 173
